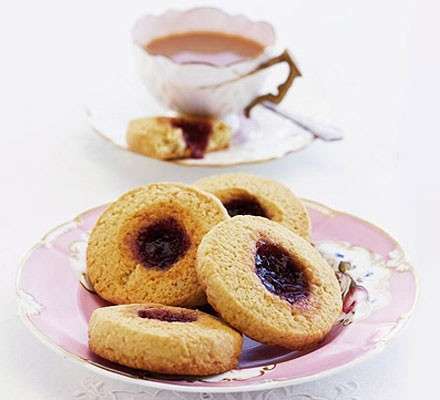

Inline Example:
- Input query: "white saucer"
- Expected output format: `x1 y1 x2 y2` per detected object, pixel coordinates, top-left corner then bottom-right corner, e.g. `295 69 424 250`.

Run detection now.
85 75 318 167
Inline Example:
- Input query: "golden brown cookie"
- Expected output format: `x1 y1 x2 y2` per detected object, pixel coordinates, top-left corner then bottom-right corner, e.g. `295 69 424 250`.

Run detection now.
196 216 342 349
87 183 229 307
89 304 243 375
127 116 231 160
194 173 311 240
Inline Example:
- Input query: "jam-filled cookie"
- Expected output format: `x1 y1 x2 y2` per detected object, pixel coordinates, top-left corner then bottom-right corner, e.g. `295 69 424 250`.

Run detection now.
194 173 310 240
127 116 231 160
87 183 229 307
196 216 342 349
89 304 242 375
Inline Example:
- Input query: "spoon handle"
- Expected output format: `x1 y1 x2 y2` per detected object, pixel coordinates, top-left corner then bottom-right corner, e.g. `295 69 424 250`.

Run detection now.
262 102 344 142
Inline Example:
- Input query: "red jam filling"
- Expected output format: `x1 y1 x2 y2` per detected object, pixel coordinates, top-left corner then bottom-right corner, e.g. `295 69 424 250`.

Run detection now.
134 218 190 269
137 308 197 322
223 198 267 218
255 241 309 304
171 118 212 159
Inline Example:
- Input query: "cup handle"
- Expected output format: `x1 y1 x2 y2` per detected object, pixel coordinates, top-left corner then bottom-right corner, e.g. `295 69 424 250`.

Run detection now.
244 50 301 118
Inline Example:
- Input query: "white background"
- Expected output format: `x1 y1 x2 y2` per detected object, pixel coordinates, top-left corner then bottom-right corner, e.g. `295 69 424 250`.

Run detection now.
0 0 437 398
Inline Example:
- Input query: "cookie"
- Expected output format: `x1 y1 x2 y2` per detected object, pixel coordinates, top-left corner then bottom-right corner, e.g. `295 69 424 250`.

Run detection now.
194 173 310 240
127 116 231 160
196 216 342 349
89 304 243 375
87 183 229 307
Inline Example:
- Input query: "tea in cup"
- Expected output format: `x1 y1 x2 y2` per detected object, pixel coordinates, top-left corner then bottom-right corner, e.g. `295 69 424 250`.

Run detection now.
132 7 301 117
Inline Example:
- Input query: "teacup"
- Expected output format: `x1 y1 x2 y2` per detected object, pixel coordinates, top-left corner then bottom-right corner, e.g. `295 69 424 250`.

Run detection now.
131 7 301 117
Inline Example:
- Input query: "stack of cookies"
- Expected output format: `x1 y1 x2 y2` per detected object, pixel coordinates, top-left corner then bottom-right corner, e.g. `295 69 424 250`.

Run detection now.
87 174 342 376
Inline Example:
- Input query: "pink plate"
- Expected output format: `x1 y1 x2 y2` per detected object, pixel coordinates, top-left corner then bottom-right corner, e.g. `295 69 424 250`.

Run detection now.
16 200 418 393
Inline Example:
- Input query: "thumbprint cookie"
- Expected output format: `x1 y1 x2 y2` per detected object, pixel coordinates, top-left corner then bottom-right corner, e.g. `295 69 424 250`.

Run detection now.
87 183 229 307
89 304 242 375
194 173 311 240
196 216 342 349
127 116 231 160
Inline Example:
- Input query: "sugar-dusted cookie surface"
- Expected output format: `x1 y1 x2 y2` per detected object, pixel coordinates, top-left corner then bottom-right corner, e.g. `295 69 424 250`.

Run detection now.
194 173 311 240
196 216 342 349
87 183 229 307
89 304 243 375
127 116 231 160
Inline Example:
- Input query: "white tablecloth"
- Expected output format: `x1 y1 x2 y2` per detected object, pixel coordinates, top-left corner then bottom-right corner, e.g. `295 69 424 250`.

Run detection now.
0 0 436 398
